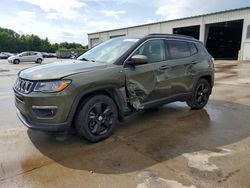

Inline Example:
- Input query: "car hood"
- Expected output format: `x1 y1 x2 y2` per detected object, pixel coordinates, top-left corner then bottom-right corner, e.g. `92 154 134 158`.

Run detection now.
19 59 108 80
8 55 17 59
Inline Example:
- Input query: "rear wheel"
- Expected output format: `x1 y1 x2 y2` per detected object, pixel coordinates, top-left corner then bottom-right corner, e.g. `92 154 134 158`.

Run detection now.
36 58 42 64
75 95 118 142
186 78 211 109
13 59 20 64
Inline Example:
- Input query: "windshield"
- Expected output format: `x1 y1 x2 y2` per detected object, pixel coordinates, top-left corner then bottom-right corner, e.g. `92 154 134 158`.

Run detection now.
77 37 139 64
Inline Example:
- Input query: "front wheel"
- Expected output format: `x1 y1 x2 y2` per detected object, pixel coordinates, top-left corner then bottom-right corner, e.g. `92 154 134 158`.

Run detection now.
13 59 20 64
186 78 211 109
75 95 118 142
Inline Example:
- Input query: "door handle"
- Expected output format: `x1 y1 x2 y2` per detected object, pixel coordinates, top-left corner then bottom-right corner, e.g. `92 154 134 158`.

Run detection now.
159 65 170 70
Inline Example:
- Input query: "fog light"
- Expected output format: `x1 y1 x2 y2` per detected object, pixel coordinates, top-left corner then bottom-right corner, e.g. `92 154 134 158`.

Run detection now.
32 106 58 118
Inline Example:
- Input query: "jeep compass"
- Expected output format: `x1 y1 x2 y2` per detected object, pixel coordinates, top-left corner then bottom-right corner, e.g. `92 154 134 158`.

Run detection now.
14 34 214 142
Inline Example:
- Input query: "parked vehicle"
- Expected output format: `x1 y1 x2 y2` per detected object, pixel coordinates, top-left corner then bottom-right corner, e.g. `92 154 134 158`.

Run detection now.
48 53 57 58
41 52 50 58
42 52 57 58
14 34 214 142
8 51 43 64
0 52 14 59
0 53 8 59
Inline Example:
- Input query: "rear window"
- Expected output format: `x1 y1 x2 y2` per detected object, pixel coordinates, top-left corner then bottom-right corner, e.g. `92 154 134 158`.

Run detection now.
167 40 191 59
189 42 198 55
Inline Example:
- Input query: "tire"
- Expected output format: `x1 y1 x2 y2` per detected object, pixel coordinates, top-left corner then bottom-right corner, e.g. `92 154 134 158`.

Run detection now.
75 95 118 142
36 58 42 64
13 59 20 64
186 78 211 109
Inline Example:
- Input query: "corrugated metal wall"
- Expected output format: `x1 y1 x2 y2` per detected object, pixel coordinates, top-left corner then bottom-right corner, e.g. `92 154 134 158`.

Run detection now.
88 8 250 60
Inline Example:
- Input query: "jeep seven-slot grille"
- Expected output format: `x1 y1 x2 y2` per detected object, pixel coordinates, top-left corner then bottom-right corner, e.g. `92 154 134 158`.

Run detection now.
14 78 34 94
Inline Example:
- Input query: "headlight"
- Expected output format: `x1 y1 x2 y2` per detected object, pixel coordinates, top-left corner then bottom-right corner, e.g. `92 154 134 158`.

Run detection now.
34 80 71 93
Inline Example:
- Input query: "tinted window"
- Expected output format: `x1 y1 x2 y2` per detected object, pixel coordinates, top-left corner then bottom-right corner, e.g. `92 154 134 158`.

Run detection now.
168 40 191 59
133 39 166 63
20 52 29 56
189 42 198 55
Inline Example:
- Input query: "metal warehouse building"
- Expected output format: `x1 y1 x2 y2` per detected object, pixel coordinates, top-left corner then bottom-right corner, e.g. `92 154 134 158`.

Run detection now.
88 7 250 61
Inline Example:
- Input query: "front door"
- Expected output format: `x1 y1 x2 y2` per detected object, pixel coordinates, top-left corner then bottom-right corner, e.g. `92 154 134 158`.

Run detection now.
19 52 29 61
124 39 172 109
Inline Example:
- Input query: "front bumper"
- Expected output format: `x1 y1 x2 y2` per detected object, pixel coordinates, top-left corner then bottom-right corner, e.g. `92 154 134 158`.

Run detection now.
14 83 75 132
16 109 70 132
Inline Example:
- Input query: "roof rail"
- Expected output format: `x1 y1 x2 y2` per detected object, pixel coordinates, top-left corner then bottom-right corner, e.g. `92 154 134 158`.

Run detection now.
147 33 196 39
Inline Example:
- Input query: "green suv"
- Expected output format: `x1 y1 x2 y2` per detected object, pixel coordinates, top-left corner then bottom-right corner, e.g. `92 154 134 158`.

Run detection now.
14 34 214 142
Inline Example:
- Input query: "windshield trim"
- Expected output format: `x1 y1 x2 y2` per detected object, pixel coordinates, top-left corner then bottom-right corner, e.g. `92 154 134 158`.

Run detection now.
77 37 141 65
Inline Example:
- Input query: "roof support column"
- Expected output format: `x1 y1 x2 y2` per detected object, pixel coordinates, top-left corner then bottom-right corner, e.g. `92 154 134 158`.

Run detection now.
241 11 250 60
199 16 205 44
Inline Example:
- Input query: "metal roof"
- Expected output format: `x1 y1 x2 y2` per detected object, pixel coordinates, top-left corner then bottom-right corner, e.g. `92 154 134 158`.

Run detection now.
142 33 200 43
88 6 250 35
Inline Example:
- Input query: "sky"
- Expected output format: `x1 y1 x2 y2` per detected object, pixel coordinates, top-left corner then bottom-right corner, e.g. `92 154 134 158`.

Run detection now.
0 0 249 45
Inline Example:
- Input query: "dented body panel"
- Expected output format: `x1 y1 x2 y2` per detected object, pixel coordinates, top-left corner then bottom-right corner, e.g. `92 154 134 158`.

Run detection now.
124 61 173 109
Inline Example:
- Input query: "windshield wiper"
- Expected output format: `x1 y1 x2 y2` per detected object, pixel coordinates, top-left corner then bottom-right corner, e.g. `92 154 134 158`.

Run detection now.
79 57 95 62
79 57 89 61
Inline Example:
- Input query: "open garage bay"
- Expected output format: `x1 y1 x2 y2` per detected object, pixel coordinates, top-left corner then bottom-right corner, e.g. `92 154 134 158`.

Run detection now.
205 20 244 60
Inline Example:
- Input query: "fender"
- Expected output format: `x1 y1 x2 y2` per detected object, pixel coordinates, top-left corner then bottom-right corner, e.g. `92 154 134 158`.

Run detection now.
192 72 214 94
66 84 128 125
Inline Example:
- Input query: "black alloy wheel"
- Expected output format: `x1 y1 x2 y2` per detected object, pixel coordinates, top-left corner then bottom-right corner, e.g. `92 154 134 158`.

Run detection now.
187 78 211 109
87 102 114 136
75 95 118 142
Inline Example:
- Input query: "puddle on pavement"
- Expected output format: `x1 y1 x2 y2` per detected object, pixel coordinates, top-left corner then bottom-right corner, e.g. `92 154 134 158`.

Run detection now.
183 148 233 172
17 99 250 175
137 171 197 188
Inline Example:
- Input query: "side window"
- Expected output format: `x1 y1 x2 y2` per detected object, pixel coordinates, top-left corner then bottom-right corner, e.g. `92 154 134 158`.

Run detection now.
133 39 166 63
167 40 191 59
22 52 29 56
31 52 37 55
189 42 198 55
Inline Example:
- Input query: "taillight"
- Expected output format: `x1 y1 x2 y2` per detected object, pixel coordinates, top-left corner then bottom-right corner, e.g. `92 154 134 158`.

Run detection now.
210 57 215 69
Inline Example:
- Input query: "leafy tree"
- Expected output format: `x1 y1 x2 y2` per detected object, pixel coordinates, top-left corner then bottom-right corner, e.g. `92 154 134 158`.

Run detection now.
0 27 87 53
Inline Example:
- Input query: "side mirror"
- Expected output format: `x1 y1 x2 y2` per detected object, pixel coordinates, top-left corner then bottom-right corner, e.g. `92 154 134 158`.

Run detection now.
130 55 149 65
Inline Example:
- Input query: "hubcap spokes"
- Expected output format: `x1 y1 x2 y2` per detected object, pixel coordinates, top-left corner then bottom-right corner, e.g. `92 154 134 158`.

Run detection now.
88 102 114 136
196 84 209 105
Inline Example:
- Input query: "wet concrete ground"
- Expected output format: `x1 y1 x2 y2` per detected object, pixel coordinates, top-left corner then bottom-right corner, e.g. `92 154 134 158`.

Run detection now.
0 59 250 188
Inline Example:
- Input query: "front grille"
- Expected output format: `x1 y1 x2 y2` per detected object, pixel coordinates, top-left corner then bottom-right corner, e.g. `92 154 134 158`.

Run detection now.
14 78 34 94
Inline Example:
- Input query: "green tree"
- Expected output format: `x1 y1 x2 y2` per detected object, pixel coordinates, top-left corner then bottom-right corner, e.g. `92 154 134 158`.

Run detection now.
0 27 87 53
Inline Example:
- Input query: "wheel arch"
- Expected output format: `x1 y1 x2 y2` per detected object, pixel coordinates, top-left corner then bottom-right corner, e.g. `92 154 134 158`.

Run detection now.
200 75 212 87
36 58 43 62
68 85 127 127
192 74 214 94
14 59 20 63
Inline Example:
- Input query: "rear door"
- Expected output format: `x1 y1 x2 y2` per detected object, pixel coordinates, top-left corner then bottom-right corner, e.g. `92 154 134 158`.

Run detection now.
165 40 199 96
29 52 38 61
124 39 172 109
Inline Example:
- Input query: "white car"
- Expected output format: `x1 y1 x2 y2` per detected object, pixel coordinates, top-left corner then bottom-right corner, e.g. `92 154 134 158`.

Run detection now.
8 51 43 64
